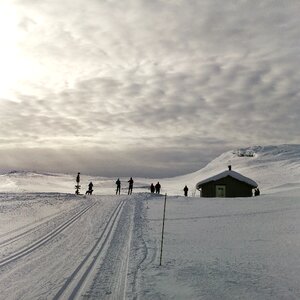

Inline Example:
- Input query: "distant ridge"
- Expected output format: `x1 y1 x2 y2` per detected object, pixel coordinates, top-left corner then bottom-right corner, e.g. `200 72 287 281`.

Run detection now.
6 170 60 177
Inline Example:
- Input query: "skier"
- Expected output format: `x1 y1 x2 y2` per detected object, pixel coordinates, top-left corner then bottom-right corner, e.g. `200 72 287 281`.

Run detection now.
155 182 161 194
86 182 93 195
128 177 134 195
183 185 188 197
150 183 155 193
116 178 121 195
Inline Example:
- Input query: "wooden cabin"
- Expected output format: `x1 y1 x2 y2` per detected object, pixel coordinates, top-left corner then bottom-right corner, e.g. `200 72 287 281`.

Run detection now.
196 166 258 197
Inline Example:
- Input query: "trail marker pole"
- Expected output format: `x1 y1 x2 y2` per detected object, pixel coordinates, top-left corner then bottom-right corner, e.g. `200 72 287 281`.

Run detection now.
159 193 167 266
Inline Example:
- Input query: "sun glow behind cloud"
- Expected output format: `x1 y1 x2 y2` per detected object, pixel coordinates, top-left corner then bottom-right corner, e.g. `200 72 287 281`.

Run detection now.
0 2 76 101
0 3 20 99
0 3 31 101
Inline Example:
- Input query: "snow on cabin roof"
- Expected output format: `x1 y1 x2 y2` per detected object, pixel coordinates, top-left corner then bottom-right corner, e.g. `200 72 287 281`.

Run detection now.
196 170 258 189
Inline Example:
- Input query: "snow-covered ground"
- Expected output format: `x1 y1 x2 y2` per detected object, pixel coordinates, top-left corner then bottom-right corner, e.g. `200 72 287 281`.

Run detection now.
0 144 300 299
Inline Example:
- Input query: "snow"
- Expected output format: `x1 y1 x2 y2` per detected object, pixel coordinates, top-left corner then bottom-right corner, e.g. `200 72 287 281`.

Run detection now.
0 144 300 299
140 193 300 299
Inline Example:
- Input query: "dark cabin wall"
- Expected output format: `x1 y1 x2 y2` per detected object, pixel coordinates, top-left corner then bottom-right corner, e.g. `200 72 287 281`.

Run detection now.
200 176 253 197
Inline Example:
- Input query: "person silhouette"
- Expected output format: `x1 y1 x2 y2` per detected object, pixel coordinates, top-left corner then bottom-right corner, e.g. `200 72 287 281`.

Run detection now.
128 177 134 195
254 188 260 196
155 182 161 194
116 178 121 195
150 183 155 193
86 182 93 195
183 185 188 197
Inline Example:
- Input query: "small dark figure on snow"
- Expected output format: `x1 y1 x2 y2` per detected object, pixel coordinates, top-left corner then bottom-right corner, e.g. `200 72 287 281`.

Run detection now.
183 185 188 197
75 172 81 195
155 182 161 194
254 188 260 196
116 178 121 195
128 177 134 195
88 181 93 190
150 183 155 193
86 182 93 195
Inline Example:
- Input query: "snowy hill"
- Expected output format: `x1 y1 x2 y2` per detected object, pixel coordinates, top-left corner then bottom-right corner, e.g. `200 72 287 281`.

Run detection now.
163 144 300 195
0 171 153 195
1 144 300 196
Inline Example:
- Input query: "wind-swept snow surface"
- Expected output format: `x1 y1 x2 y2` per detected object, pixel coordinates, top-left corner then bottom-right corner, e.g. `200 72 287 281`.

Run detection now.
139 192 300 299
0 144 300 299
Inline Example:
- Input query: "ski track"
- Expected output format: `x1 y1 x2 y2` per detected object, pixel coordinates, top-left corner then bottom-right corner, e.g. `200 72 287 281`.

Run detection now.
128 194 158 300
53 199 126 299
82 198 134 299
0 202 87 249
0 202 96 268
0 192 156 300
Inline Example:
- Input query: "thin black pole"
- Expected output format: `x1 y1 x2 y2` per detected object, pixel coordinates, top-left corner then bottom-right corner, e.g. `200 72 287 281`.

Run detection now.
159 193 167 266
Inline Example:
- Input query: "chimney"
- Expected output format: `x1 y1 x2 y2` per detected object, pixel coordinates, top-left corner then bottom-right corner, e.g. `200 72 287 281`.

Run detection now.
228 165 232 171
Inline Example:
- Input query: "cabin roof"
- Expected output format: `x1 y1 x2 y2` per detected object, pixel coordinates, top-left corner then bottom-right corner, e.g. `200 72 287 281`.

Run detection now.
196 170 258 189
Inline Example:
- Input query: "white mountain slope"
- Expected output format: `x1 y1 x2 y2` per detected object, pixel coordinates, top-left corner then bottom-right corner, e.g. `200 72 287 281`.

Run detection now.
163 144 300 196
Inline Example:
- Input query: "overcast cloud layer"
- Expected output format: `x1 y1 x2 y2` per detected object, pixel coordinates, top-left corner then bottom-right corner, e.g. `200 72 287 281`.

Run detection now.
0 0 300 177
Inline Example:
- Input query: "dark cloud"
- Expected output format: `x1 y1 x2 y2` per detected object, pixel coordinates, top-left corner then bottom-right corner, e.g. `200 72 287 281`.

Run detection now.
1 0 300 176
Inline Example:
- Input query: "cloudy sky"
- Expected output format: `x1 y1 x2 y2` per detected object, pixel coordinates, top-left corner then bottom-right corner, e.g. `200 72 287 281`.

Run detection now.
0 0 300 177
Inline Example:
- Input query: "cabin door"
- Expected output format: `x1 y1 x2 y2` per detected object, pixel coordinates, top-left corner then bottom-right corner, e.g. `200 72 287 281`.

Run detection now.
216 185 226 197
